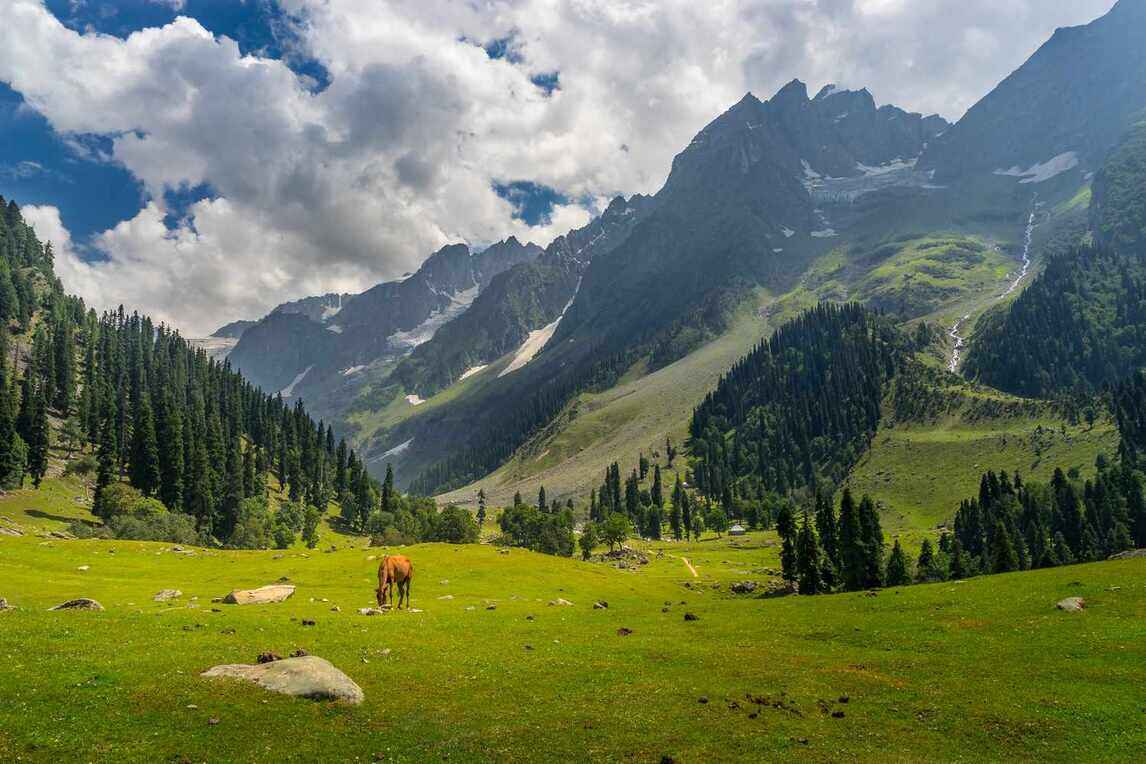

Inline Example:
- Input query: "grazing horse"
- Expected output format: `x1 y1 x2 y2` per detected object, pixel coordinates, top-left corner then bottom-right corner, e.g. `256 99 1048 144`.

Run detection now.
376 554 414 610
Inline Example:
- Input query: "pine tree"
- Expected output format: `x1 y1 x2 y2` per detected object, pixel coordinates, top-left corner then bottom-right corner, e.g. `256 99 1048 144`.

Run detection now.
777 503 797 584
538 485 547 512
669 474 683 541
814 490 839 587
26 383 50 488
651 465 663 508
477 488 487 528
915 538 936 582
989 521 1019 573
858 495 884 587
796 511 821 594
92 416 117 519
382 463 395 514
129 394 161 496
838 489 865 591
885 539 911 586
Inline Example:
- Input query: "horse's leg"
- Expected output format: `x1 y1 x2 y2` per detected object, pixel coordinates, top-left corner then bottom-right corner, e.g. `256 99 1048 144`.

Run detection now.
404 576 412 609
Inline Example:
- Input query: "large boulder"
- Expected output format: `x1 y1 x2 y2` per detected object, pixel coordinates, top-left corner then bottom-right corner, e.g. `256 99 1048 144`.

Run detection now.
1056 597 1086 613
222 584 295 605
50 598 104 611
154 589 182 602
201 656 364 704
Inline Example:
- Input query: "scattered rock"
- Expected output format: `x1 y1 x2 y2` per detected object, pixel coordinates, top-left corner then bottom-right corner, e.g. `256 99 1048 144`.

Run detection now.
1108 549 1146 560
486 603 497 610
0 526 23 537
498 549 510 555
831 710 845 719
526 614 534 621
290 649 309 658
838 695 849 704
358 608 384 616
438 594 454 600
1056 596 1085 613
77 565 90 572
865 590 879 598
257 652 282 664
0 597 12 610
301 619 316 627
439 579 449 585
276 576 290 583
683 612 699 622
208 718 220 726
616 627 633 636
549 598 574 607
49 598 103 611
730 581 758 594
186 704 198 710
154 589 183 602
201 656 364 704
593 601 608 609
661 607 670 613
222 584 295 605
330 606 341 613
524 644 534 651
698 696 709 704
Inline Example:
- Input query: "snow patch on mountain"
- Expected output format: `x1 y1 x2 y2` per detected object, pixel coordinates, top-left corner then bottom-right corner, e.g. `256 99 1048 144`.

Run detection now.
374 438 413 462
387 284 480 350
280 365 313 398
499 282 580 378
994 152 1079 184
459 364 488 381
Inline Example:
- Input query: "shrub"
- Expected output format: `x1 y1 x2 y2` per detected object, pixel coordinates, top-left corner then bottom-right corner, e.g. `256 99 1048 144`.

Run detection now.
108 512 200 544
430 505 479 544
229 496 272 549
64 454 98 478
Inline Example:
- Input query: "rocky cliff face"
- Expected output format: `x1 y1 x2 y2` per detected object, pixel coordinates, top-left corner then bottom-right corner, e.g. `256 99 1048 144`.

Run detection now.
920 0 1146 182
227 237 542 395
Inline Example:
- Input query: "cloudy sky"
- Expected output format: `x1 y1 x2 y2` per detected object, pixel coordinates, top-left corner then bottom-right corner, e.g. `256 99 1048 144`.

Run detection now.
0 0 1117 336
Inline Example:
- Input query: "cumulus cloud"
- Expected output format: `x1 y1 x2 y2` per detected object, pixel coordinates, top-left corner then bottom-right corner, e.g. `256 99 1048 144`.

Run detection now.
0 0 1117 335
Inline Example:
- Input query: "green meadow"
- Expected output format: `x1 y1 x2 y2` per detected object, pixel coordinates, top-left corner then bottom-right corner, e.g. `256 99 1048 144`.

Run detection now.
2 479 1145 763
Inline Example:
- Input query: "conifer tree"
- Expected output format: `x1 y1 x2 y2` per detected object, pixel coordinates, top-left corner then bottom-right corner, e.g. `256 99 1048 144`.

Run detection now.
382 463 395 514
129 394 161 496
858 495 884 587
796 511 821 594
885 540 911 586
651 464 663 509
989 521 1019 573
777 503 797 584
838 489 865 591
477 488 487 528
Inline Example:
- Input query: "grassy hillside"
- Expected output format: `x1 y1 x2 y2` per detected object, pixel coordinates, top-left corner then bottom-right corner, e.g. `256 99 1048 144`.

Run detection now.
436 292 776 508
2 482 1145 762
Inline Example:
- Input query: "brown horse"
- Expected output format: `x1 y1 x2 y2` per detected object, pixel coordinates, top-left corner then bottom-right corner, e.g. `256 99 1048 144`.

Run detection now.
376 554 414 610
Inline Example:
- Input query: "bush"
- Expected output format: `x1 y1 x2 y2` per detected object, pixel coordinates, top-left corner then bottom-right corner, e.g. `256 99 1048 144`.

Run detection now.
108 512 200 544
498 504 575 557
229 496 272 549
64 454 98 478
67 521 111 540
302 505 321 549
97 483 146 518
429 505 479 544
369 526 415 547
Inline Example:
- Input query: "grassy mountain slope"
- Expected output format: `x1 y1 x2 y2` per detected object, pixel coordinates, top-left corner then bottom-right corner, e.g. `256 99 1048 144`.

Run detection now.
3 487 1145 761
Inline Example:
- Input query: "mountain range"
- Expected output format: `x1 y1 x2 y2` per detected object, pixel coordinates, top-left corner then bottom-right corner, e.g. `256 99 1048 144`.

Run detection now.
212 0 1146 504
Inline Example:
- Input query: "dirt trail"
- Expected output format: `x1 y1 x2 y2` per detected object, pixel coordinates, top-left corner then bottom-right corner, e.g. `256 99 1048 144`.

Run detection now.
679 556 698 578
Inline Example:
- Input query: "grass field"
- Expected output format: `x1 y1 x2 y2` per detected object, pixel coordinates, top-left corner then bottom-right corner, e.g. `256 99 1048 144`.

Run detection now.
3 481 1146 762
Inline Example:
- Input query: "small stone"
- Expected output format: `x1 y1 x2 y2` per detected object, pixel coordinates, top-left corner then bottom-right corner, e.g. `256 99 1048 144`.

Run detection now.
290 649 309 658
524 644 534 651
616 627 633 636
486 604 497 610
208 718 220 726
1057 596 1085 612
593 601 608 609
301 619 316 626
698 696 708 704
549 598 574 607
439 579 449 585
0 597 12 611
526 614 534 621
154 589 183 602
186 704 198 710
77 565 90 571
331 606 341 613
683 612 699 621
838 695 849 704
358 608 384 616
831 710 845 719
438 594 454 600
49 598 103 611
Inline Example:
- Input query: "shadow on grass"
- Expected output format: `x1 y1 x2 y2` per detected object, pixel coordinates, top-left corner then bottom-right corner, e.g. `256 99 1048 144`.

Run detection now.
25 510 100 527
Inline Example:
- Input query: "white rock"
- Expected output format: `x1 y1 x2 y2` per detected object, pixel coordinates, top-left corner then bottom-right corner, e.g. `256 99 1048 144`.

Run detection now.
222 584 295 605
201 656 364 704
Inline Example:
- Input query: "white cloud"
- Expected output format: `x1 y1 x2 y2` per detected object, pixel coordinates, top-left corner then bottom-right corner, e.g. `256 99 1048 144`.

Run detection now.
0 0 1117 335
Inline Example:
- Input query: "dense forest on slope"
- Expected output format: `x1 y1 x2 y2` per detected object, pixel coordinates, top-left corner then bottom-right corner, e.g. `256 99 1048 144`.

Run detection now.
963 246 1146 397
1092 120 1146 253
687 303 912 502
0 196 381 546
